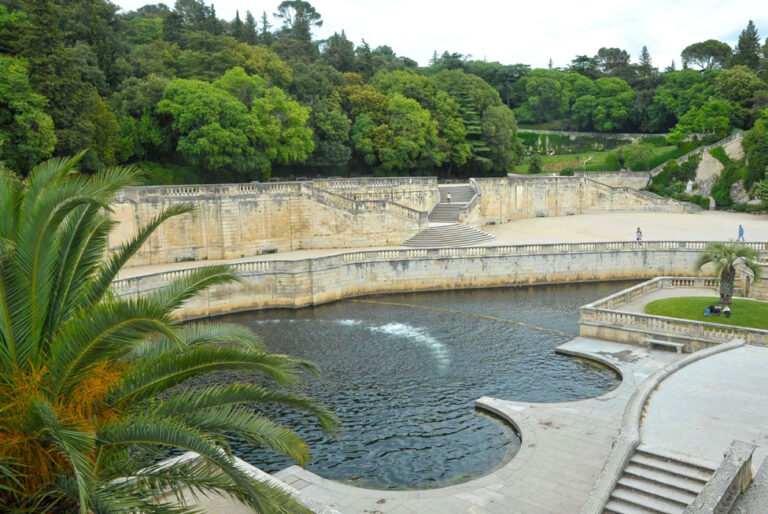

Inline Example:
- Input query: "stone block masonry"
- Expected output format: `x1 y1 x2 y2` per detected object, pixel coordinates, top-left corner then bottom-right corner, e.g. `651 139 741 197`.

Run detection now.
110 177 699 267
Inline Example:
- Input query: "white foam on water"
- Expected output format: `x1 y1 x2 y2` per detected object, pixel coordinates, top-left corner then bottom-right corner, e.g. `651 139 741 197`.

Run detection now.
370 322 451 374
335 319 363 326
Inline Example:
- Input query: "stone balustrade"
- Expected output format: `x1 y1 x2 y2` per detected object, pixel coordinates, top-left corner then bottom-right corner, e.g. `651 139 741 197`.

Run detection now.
113 241 768 320
580 274 768 347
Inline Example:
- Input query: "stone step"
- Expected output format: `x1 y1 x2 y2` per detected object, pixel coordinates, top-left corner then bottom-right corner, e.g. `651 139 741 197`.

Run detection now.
438 184 475 202
402 224 496 248
617 477 696 506
636 445 717 473
610 487 686 514
605 498 658 513
623 465 707 495
630 454 712 483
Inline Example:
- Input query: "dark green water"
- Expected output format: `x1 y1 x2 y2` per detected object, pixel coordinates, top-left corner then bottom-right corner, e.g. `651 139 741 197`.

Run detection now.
213 281 632 489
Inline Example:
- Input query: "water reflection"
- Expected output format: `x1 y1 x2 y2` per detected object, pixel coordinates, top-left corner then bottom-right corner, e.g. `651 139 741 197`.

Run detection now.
212 281 632 489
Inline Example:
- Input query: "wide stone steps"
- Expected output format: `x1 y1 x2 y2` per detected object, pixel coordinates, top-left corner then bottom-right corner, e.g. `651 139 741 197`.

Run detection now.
428 203 462 223
438 184 475 203
402 224 496 248
603 445 715 514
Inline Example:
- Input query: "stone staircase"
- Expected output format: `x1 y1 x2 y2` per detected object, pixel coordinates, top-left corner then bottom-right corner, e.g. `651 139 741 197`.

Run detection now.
604 445 716 514
402 224 495 247
427 184 476 224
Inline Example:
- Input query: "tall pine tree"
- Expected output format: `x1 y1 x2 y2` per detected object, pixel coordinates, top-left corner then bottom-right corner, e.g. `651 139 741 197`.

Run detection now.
733 20 761 69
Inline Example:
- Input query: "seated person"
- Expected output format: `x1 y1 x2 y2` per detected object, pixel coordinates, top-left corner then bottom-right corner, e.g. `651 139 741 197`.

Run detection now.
704 306 711 317
723 305 731 318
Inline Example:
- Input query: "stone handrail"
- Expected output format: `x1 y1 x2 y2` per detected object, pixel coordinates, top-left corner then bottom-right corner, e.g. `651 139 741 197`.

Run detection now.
649 132 744 177
583 179 702 212
685 440 755 513
299 183 427 226
312 177 437 189
583 276 720 310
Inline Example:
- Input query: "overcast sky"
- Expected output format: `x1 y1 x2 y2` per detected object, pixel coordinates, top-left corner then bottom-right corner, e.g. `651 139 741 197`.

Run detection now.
113 0 768 69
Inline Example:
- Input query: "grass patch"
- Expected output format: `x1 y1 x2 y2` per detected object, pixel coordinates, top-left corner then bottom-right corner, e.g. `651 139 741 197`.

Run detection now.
513 145 682 174
645 296 768 330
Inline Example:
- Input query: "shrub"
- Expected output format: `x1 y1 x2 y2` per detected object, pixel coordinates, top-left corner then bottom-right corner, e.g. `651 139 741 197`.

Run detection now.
711 160 744 207
559 168 575 176
640 135 669 147
678 153 701 182
709 146 730 166
528 154 543 173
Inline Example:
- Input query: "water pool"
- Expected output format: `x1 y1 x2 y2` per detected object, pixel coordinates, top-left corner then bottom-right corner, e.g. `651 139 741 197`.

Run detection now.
213 281 631 489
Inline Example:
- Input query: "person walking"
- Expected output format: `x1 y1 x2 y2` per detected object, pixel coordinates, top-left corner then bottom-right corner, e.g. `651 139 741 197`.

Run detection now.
446 192 452 204
636 227 642 241
738 224 745 242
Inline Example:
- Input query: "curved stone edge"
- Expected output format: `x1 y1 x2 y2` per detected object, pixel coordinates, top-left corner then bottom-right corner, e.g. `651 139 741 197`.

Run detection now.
580 338 747 514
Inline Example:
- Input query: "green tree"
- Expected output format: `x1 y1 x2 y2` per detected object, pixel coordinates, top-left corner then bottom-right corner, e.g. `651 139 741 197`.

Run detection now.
371 71 471 170
732 20 762 69
742 114 768 189
322 31 355 72
681 39 732 70
695 241 761 304
621 142 653 171
244 10 258 45
528 153 543 173
274 0 322 42
305 96 351 171
0 5 30 55
481 104 520 174
0 56 56 173
230 10 244 41
0 155 337 512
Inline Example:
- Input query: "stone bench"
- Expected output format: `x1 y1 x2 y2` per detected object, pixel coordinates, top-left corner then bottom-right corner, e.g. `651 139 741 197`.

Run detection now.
645 338 687 353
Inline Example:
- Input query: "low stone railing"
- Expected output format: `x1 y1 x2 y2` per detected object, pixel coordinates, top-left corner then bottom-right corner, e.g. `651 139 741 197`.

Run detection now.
299 183 428 227
312 177 437 189
685 440 755 513
580 275 768 347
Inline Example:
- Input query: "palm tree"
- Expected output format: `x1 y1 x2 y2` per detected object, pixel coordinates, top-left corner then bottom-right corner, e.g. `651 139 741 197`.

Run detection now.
695 241 762 304
0 155 338 513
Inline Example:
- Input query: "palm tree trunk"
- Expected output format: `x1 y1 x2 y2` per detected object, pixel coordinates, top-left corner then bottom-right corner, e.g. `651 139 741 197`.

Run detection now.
720 267 736 304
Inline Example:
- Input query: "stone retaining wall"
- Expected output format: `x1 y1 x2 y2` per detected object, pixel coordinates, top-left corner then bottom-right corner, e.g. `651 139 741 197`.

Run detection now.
112 241 743 320
474 176 698 224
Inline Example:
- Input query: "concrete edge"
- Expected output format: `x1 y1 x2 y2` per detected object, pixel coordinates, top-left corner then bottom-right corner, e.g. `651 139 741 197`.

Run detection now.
580 338 747 514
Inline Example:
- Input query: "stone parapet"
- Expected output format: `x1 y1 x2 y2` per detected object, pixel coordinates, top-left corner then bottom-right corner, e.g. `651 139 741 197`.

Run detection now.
579 273 768 348
110 241 763 321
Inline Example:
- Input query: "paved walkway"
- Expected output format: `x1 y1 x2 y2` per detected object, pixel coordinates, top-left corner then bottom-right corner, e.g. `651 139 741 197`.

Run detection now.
641 344 768 471
269 338 680 514
616 287 717 314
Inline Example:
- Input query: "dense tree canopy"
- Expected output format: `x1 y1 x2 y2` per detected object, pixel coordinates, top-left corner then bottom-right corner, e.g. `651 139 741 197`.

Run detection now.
0 1 767 181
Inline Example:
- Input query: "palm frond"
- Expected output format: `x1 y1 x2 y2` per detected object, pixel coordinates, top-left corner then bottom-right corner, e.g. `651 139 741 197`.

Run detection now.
152 383 339 435
147 265 241 313
26 398 95 514
114 346 315 406
48 298 179 397
86 204 195 307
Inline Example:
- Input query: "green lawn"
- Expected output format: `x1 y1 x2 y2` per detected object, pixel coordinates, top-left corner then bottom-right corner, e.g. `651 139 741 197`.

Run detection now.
512 145 682 174
645 296 768 330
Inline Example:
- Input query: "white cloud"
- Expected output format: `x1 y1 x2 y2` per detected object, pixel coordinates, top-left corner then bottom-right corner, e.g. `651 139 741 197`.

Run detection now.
114 0 768 69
